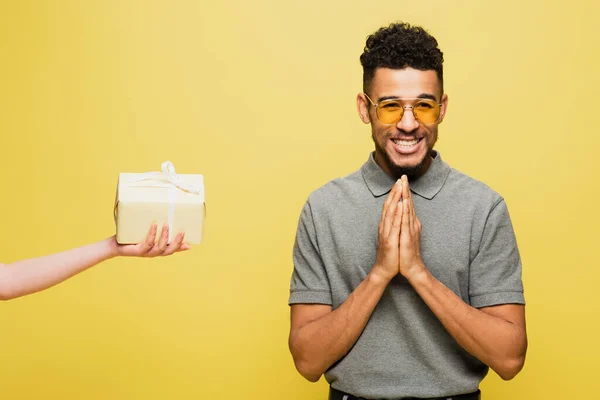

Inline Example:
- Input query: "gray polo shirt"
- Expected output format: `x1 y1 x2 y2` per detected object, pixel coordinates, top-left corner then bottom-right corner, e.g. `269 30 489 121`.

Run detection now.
289 151 525 399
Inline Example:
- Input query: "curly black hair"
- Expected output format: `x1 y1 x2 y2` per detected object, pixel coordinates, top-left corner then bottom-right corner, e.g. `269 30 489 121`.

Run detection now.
360 22 444 94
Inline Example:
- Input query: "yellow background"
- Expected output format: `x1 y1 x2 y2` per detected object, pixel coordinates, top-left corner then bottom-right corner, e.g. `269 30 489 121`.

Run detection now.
1 1 598 399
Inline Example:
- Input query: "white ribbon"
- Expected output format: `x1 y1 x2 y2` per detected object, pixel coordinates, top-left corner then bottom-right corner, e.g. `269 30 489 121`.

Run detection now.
130 161 202 195
125 161 202 242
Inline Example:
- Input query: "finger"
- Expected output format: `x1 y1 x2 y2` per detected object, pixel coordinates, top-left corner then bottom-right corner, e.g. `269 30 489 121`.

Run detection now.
383 197 397 238
163 232 184 256
382 180 400 220
403 175 415 212
139 223 157 253
174 233 191 252
402 176 414 230
405 175 414 210
157 224 169 252
390 196 403 240
401 185 410 234
177 243 191 252
379 180 397 235
383 181 402 238
409 184 417 230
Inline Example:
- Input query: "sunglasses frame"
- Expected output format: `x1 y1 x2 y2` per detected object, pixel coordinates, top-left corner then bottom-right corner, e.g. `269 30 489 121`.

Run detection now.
364 93 443 126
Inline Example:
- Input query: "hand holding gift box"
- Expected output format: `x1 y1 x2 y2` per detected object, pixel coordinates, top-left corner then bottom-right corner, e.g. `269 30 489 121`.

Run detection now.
0 162 198 301
115 161 205 245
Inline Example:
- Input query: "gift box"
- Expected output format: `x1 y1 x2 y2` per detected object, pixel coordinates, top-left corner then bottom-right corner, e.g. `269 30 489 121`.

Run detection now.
114 161 205 245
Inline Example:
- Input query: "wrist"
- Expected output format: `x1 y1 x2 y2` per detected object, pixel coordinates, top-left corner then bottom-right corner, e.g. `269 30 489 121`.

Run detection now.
103 236 121 259
368 266 394 287
405 262 431 287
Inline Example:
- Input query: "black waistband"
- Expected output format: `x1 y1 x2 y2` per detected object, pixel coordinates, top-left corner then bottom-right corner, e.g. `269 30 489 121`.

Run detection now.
329 387 481 400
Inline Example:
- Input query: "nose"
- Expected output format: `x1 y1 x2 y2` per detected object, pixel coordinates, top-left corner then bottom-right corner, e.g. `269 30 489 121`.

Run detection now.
396 106 420 132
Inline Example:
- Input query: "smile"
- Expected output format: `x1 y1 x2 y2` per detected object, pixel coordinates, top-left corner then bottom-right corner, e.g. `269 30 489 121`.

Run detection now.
391 138 422 147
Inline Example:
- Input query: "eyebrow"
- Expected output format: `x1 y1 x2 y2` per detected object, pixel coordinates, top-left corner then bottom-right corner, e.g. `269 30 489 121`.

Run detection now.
378 93 438 102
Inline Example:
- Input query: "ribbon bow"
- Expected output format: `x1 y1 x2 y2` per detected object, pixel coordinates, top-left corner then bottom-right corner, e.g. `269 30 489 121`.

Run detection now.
132 161 202 195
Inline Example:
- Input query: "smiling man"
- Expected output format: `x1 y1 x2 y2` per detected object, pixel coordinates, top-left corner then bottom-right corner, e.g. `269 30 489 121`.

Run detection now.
288 22 527 400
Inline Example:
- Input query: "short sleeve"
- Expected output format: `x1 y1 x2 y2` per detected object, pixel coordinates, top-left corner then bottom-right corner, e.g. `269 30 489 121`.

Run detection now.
289 201 332 305
469 199 525 308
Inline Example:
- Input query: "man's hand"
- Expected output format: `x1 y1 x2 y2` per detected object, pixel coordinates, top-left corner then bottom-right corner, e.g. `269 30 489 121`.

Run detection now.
114 224 190 258
289 182 405 381
397 175 528 378
373 179 404 282
398 175 425 280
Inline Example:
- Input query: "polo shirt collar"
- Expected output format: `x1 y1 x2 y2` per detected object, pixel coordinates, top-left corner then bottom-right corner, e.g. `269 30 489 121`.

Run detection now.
361 150 451 200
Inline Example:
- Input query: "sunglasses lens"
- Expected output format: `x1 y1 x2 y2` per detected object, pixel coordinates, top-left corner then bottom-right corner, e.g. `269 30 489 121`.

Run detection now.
375 99 441 125
377 101 404 124
413 100 440 124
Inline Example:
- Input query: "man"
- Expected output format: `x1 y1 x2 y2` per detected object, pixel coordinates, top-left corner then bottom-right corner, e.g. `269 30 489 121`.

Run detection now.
0 224 188 300
288 22 527 400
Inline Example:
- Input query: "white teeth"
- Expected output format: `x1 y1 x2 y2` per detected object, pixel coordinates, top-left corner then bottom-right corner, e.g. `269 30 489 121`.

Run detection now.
393 138 419 147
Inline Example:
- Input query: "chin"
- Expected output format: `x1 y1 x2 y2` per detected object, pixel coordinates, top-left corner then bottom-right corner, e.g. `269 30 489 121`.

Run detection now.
387 153 430 180
389 153 426 169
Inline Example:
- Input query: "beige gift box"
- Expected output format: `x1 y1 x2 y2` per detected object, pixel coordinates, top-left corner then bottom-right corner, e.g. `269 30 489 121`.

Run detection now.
114 161 205 245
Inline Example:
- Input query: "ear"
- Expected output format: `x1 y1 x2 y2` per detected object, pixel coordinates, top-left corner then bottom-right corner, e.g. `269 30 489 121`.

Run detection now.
437 93 449 124
357 93 371 124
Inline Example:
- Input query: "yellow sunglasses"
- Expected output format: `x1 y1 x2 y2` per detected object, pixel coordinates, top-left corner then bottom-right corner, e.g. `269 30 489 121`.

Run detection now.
364 93 442 125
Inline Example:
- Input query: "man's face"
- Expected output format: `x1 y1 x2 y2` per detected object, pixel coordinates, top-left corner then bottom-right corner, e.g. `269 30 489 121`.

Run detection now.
357 67 448 180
